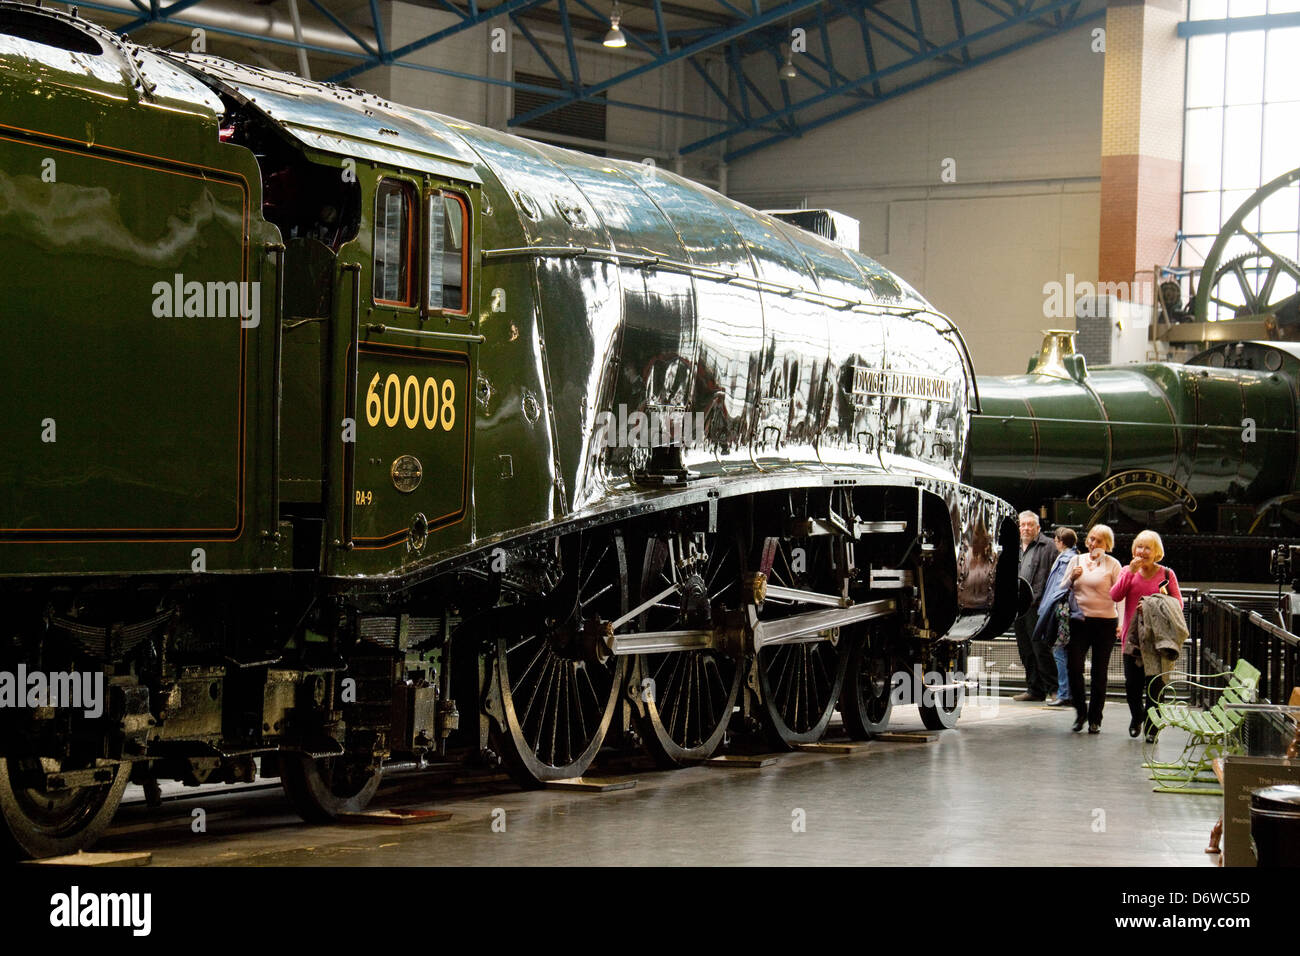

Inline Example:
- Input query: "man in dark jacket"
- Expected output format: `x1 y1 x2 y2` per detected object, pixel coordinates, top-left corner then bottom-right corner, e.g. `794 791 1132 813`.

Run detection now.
1013 511 1057 701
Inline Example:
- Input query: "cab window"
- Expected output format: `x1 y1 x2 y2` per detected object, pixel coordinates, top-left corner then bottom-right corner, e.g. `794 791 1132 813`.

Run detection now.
374 179 415 306
427 191 469 314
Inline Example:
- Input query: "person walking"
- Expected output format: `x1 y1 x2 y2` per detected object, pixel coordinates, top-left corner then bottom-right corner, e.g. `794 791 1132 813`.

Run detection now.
1064 524 1121 733
1112 530 1184 741
1040 527 1079 708
1013 511 1057 702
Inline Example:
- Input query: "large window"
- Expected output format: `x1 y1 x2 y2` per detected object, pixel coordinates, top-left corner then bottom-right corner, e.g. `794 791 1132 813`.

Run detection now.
1181 0 1300 319
427 192 469 314
374 179 415 306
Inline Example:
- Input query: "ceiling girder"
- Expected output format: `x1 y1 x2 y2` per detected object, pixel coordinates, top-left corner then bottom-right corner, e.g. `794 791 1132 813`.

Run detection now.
77 0 1105 161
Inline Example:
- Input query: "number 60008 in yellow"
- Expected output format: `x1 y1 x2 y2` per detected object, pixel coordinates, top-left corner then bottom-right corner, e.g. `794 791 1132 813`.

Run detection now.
365 372 456 431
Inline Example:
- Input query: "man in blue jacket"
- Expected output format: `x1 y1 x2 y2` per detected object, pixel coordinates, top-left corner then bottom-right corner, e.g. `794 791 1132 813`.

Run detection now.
1037 527 1080 707
1012 512 1057 701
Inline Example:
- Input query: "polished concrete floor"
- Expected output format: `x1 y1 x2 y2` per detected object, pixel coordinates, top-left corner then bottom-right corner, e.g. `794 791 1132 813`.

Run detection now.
96 697 1223 866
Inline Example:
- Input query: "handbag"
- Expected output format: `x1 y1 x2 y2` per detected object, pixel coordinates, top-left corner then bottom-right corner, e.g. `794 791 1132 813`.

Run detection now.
1054 598 1071 647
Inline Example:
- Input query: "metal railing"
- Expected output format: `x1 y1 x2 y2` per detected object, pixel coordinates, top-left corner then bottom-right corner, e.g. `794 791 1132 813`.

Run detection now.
1188 590 1299 754
1197 592 1300 706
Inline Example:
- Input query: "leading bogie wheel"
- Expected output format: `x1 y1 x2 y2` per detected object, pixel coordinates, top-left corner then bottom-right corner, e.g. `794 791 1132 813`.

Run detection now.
918 642 968 731
0 757 131 859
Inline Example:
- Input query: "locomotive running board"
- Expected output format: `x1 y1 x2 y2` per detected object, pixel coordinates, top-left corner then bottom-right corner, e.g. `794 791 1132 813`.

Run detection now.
601 598 895 657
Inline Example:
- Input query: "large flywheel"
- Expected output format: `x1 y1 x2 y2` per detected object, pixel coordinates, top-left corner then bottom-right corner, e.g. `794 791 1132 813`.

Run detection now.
491 529 628 786
633 531 744 767
1194 167 1300 330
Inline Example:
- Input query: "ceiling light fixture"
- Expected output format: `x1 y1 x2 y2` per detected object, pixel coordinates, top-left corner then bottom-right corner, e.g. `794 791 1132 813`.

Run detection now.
779 48 797 80
604 3 627 48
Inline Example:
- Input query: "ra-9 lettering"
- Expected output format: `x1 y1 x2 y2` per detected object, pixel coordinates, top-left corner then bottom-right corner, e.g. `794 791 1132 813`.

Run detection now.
364 372 458 431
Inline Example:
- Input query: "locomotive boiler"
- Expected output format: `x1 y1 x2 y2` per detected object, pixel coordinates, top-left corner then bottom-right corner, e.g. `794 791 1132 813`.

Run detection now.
0 1 1017 857
969 330 1300 577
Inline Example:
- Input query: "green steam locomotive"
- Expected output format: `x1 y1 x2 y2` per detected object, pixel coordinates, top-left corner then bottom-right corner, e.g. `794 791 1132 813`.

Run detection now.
0 2 1017 857
970 330 1300 577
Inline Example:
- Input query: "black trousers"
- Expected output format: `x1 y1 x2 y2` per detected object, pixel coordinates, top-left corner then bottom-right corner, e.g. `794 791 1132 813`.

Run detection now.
1123 653 1164 731
1014 607 1055 697
1067 617 1117 724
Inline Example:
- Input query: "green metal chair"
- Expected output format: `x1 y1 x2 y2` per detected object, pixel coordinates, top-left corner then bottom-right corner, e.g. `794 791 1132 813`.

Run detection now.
1142 660 1259 795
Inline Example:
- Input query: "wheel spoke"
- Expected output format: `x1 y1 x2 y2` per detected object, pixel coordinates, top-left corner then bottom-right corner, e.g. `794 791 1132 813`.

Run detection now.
580 582 614 607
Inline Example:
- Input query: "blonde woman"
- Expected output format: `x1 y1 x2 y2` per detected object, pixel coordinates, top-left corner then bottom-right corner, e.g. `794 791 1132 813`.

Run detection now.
1111 530 1183 741
1064 524 1122 733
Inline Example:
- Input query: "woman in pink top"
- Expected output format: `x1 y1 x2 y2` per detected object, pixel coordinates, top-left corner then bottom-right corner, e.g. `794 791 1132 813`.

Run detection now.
1111 529 1183 741
1064 524 1122 733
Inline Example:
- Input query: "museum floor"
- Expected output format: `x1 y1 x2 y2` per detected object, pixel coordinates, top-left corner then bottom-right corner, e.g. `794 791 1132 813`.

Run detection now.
94 696 1223 867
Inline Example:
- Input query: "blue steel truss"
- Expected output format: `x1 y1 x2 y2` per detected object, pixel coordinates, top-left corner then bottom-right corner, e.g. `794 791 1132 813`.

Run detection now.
73 0 1106 159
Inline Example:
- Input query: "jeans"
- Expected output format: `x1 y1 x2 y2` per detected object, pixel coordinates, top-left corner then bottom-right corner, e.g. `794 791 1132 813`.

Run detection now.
1053 644 1070 701
1067 616 1117 724
1123 652 1164 731
1015 608 1055 698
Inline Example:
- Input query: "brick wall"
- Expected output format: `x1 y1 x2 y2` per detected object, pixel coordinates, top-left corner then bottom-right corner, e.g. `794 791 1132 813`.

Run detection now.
1098 0 1187 289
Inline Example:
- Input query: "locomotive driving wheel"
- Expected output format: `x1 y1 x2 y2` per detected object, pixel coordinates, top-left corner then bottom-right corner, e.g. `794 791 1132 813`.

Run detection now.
918 641 968 731
752 537 850 749
0 757 131 859
839 621 897 738
492 529 628 786
634 532 743 767
280 754 382 823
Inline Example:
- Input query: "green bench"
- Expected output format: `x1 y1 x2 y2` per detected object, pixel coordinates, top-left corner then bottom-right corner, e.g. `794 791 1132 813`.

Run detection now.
1142 660 1260 794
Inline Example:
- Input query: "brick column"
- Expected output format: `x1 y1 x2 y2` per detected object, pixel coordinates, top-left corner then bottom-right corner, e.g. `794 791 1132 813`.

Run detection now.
1098 0 1186 293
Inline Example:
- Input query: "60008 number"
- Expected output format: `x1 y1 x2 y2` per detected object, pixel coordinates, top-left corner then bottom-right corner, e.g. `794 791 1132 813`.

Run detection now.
365 373 457 431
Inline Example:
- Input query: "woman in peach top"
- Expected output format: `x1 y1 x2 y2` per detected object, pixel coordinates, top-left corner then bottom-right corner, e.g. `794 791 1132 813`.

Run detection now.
1064 524 1122 734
